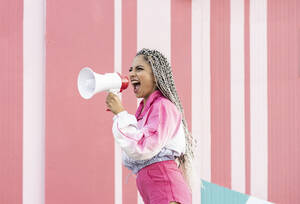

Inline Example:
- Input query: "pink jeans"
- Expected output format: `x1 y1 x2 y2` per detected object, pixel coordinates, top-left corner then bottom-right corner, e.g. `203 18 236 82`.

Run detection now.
136 160 192 204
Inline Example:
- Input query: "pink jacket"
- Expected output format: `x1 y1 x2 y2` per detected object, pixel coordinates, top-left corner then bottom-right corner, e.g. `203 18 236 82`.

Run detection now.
112 90 186 161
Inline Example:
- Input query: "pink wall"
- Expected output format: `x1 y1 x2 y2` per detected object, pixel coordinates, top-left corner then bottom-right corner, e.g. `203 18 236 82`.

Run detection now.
244 0 251 195
268 0 300 203
44 0 300 203
0 0 299 203
45 0 114 203
0 0 23 203
121 0 138 203
210 0 232 189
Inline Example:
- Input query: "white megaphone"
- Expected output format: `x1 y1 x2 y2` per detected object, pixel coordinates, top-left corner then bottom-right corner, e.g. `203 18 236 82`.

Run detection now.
77 67 129 99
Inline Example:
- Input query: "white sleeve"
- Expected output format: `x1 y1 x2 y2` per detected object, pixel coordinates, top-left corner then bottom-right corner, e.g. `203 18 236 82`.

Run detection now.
112 110 162 160
112 101 182 161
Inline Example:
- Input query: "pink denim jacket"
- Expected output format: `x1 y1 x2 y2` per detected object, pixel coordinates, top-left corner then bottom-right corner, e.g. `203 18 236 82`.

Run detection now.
112 90 186 161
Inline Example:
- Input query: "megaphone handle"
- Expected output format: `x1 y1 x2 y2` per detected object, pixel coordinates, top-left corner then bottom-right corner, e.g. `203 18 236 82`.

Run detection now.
106 89 119 111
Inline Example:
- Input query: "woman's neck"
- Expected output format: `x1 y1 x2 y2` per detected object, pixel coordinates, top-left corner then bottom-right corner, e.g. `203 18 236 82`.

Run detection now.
141 98 147 112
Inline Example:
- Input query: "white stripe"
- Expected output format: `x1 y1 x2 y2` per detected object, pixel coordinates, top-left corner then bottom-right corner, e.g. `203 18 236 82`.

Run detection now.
192 0 211 183
250 0 268 200
23 0 46 204
114 0 122 203
230 0 246 194
137 1 171 203
137 0 171 59
192 0 211 203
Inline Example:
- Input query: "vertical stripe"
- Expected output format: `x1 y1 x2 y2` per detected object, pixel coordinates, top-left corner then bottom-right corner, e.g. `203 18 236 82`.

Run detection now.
192 0 211 187
114 0 122 203
171 0 192 127
244 0 251 196
0 0 23 203
230 0 245 194
192 0 211 202
122 0 138 204
23 0 45 203
171 0 193 199
137 0 171 58
137 1 170 203
46 0 115 203
267 0 300 203
249 0 268 200
211 0 231 188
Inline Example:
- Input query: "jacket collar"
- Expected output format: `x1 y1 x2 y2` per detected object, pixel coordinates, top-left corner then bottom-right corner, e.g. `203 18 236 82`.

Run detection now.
135 90 163 120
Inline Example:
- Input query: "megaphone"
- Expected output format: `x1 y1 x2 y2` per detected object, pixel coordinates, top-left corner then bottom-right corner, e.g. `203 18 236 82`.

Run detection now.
77 67 129 99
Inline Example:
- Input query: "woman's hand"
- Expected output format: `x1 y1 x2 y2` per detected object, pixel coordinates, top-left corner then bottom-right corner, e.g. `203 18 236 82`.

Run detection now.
105 92 125 115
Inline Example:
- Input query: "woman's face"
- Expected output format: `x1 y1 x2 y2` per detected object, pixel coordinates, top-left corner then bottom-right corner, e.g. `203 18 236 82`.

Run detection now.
129 55 157 100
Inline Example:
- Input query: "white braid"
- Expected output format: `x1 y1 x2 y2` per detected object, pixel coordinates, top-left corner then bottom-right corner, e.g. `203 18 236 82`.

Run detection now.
136 48 197 188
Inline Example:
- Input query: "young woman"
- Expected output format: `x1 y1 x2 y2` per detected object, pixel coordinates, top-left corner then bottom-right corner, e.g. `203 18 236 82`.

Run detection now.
106 48 195 204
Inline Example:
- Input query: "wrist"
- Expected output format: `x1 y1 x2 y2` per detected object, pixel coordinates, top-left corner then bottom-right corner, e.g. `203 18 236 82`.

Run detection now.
115 108 125 115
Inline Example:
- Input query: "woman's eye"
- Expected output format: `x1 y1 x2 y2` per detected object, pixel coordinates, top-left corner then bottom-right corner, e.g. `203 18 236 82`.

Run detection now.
129 67 142 72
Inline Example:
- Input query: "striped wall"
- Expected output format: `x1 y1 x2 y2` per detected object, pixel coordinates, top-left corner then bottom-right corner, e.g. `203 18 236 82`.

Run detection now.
0 0 300 203
46 1 115 204
23 0 46 204
267 0 300 202
0 0 23 204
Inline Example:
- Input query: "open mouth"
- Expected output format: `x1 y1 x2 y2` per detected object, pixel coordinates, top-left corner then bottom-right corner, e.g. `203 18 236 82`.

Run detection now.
131 80 141 94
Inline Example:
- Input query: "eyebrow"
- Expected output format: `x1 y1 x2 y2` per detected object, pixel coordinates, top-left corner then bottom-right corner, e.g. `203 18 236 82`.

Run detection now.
129 65 144 69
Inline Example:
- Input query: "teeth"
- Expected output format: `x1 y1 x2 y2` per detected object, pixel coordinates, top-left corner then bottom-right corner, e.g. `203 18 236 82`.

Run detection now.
131 81 140 85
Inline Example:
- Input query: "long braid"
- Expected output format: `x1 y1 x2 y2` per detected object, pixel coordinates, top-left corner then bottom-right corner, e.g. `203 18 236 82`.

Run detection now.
136 48 196 188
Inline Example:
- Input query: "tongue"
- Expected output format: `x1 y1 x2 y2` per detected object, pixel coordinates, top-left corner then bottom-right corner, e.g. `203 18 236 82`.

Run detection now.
134 84 140 93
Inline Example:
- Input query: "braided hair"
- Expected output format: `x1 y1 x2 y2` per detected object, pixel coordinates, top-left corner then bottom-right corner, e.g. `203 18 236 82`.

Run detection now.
136 48 196 187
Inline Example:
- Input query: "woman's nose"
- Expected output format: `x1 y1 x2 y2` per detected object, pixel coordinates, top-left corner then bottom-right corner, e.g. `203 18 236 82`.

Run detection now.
129 70 136 78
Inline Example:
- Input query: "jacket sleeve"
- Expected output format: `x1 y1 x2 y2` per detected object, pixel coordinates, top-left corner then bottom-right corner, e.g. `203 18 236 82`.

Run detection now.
112 100 182 160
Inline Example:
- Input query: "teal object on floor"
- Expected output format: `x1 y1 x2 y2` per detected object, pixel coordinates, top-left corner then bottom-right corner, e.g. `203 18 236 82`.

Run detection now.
201 180 272 204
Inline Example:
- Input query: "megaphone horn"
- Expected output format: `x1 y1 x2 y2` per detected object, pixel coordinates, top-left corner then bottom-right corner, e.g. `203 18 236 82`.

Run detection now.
77 67 129 99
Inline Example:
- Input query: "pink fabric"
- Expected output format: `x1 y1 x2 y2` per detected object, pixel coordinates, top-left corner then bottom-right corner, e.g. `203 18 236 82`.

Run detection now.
136 160 192 204
113 90 184 160
133 90 182 152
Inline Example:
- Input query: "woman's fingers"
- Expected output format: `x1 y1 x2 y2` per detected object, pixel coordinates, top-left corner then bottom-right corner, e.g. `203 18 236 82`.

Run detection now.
106 93 117 105
106 93 112 108
105 92 124 114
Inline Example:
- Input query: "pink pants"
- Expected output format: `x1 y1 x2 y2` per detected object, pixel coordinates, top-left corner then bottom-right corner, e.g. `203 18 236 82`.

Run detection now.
136 160 192 204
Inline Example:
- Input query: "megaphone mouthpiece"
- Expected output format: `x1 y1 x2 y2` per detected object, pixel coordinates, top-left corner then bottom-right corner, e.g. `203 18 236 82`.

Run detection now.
117 73 129 92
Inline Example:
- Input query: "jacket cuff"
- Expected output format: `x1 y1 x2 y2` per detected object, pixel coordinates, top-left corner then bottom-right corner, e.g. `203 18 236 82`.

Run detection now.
113 110 128 121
